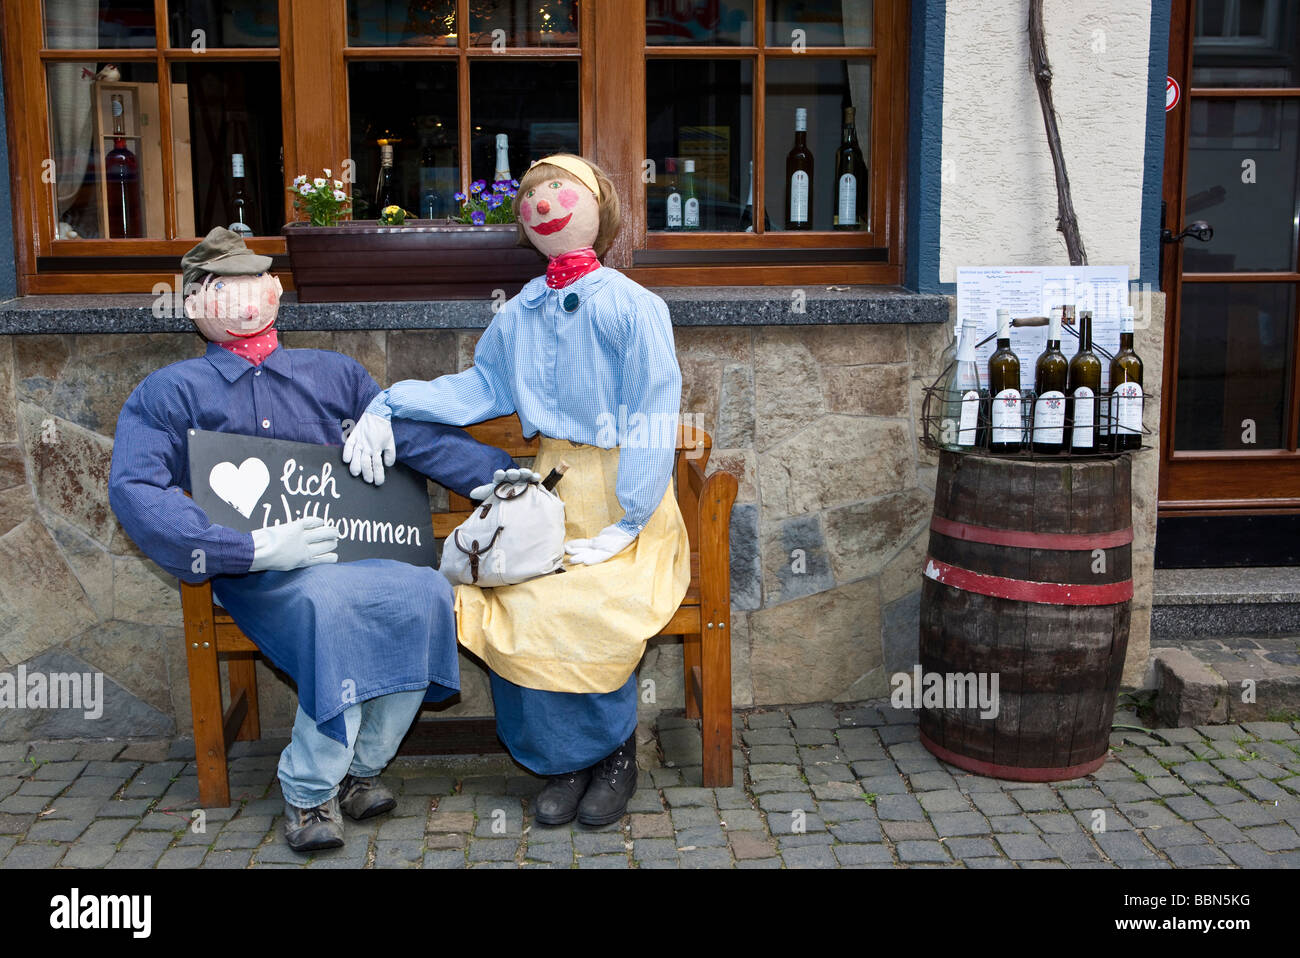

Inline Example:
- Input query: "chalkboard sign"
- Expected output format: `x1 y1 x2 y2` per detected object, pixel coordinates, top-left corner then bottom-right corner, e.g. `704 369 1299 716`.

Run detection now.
187 429 437 567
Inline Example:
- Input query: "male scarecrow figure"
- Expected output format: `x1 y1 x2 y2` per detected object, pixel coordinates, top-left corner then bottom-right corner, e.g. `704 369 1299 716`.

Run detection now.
108 227 513 852
346 155 690 827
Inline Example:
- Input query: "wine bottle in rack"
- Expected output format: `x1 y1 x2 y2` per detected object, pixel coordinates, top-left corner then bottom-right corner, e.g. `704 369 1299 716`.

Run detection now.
374 141 399 213
1109 305 1144 451
228 153 254 238
988 309 1022 453
786 108 813 231
1032 306 1068 453
682 159 700 230
942 314 982 450
664 158 682 231
1068 308 1102 451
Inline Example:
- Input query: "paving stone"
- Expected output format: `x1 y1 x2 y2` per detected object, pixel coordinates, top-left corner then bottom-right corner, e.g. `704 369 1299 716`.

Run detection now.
649 768 682 788
718 809 764 831
374 840 424 867
157 846 208 869
1074 808 1132 831
383 816 429 840
747 746 799 764
1254 742 1300 765
523 841 574 865
576 854 630 869
1220 802 1280 827
61 844 116 868
630 813 672 839
1118 802 1183 829
467 839 518 863
25 818 89 842
988 815 1038 834
1194 818 1247 844
1095 831 1157 861
833 843 893 865
930 812 990 837
1279 777 1300 795
3 843 67 868
625 789 665 814
1027 813 1079 835
995 833 1056 861
828 819 884 844
121 761 185 798
858 775 908 796
837 707 883 728
42 798 104 820
1243 824 1300 852
1242 721 1298 741
781 844 838 868
1097 780 1160 803
945 837 998 858
105 850 165 869
1163 795 1220 821
27 744 80 762
30 760 88 782
662 786 716 808
713 787 752 809
1220 842 1276 868
1149 745 1198 765
741 728 795 747
918 790 971 814
1145 776 1194 797
574 831 631 856
675 824 729 847
427 811 475 834
756 792 813 814
1164 843 1231 867
875 794 924 821
805 764 855 785
818 799 876 823
851 760 897 779
201 849 255 869
750 775 807 795
679 847 733 869
1152 728 1205 745
768 811 825 836
896 840 950 863
1240 777 1289 802
883 820 938 842
631 838 678 861
878 724 921 746
971 792 1020 817
71 818 136 844
963 857 1016 869
811 780 866 803
1210 758 1258 780
424 832 467 850
1195 784 1249 805
0 795 50 814
213 829 264 850
745 711 792 729
119 742 171 763
789 706 838 729
1010 788 1062 812
728 830 776 860
1144 825 1207 849
1042 831 1105 864
17 780 70 797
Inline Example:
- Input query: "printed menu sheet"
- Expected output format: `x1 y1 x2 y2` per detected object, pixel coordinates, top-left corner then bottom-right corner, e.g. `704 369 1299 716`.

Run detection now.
956 265 1130 394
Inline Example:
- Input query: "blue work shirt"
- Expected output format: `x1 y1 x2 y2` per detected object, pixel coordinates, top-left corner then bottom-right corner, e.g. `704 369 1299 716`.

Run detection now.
366 268 682 537
108 342 514 743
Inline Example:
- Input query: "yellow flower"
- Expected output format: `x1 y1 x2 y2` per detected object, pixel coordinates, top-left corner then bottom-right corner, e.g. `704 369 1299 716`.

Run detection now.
383 205 400 214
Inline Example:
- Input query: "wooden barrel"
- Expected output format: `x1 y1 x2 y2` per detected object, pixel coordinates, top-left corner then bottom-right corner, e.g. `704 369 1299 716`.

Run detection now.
918 451 1132 781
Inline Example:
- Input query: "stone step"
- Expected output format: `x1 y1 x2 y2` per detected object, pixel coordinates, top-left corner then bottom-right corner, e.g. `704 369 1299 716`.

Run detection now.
1149 637 1300 727
1152 566 1300 639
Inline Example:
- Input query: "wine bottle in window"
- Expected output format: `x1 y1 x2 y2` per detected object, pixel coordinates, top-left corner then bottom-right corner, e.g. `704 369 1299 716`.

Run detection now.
1033 306 1069 453
227 153 254 238
664 158 682 231
833 107 861 231
374 141 399 214
1109 305 1145 451
1067 308 1102 451
419 141 439 219
105 94 142 238
989 309 1022 453
682 159 700 230
494 133 512 184
941 314 983 450
785 108 813 231
738 160 771 232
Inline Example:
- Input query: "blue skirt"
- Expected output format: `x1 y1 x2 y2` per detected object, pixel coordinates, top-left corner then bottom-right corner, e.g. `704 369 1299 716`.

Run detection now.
212 558 460 745
490 670 637 775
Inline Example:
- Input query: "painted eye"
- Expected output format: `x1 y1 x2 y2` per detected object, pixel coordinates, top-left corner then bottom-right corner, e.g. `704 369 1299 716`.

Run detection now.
526 189 535 198
550 181 561 189
215 281 225 290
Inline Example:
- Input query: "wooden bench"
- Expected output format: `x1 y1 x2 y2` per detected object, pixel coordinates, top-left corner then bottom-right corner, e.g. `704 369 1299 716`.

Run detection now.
179 415 739 807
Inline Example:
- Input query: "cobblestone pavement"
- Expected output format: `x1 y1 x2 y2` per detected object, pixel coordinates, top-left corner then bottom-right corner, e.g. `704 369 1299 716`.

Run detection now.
2 701 1299 869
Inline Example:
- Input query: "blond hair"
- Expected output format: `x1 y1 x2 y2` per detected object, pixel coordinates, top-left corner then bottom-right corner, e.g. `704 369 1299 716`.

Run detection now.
513 154 621 259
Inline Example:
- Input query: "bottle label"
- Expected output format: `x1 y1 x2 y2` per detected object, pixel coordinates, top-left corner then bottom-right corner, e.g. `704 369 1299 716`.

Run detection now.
232 154 245 178
837 173 856 225
1071 386 1096 448
992 389 1022 444
228 221 254 237
684 197 700 228
1115 381 1143 436
666 193 682 228
112 99 123 118
1033 390 1065 445
790 171 809 223
958 391 979 446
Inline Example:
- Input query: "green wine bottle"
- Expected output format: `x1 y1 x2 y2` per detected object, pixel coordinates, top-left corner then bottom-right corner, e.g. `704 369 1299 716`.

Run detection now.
1109 305 1144 451
1032 307 1068 453
1067 308 1102 451
988 309 1022 453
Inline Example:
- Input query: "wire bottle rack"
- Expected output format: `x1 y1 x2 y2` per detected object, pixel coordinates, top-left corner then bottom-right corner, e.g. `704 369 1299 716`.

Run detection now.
920 315 1150 461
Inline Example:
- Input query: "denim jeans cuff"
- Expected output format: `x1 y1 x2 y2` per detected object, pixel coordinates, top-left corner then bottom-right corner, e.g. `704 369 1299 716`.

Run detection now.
281 782 340 810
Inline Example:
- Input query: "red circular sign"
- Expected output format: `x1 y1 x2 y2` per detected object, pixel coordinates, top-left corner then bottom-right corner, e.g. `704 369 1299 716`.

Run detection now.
1166 76 1181 112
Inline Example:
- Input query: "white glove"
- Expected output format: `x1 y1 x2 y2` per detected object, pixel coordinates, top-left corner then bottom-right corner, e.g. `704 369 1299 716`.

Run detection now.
469 467 545 501
249 516 341 572
342 411 396 486
565 524 636 566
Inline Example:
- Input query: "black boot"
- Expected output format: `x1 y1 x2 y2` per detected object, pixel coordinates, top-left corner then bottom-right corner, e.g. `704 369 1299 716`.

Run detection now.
578 733 638 827
533 767 593 826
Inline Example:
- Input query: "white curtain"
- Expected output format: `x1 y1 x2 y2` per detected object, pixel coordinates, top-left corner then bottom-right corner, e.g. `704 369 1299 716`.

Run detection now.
45 0 98 230
843 0 872 145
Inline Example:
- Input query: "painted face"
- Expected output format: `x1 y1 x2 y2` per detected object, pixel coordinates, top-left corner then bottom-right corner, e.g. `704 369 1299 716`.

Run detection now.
185 272 283 343
518 175 599 258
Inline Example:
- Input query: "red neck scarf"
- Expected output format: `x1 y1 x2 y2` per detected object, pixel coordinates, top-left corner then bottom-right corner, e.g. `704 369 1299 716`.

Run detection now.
218 328 280 366
546 247 601 289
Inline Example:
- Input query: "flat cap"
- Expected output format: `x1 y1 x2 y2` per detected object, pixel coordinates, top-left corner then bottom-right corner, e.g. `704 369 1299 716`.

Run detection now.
181 226 273 293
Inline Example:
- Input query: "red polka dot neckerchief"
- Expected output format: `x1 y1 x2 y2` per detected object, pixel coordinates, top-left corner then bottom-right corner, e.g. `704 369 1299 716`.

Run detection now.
218 328 280 366
546 247 601 290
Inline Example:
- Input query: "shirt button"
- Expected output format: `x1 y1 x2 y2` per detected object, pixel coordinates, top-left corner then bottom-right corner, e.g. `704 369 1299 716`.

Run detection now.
255 369 262 376
261 419 270 429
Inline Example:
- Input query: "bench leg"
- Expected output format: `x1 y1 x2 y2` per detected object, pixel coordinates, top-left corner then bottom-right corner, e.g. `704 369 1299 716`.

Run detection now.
700 626 733 788
185 638 231 808
227 654 261 742
682 631 702 720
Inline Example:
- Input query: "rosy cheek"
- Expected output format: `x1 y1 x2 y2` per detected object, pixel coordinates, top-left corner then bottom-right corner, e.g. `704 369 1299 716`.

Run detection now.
558 188 581 210
519 201 533 223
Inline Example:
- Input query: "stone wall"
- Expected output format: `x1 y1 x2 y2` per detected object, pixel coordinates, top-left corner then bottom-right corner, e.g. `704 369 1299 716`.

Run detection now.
0 309 1161 740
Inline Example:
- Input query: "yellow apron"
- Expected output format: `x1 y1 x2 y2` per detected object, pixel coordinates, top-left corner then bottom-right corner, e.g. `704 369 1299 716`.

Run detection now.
454 437 690 694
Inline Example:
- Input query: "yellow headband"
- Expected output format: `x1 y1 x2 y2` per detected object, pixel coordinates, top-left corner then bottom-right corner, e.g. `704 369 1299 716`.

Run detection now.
529 155 601 200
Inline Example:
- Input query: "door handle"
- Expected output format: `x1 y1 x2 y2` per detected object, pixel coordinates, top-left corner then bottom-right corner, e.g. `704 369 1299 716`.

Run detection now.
1161 220 1214 244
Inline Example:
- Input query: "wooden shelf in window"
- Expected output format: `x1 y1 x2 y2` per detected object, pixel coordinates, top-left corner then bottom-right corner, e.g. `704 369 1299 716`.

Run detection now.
644 47 874 57
646 232 878 250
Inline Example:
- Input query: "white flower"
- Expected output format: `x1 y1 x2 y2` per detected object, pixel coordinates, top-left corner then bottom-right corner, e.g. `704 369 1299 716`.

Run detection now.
323 168 332 178
293 174 307 186
298 184 313 196
313 177 326 189
334 179 343 189
333 189 346 202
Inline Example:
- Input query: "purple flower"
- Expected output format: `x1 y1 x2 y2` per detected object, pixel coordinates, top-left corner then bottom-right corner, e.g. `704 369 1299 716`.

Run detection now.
470 180 486 194
487 194 503 210
510 179 519 188
470 210 486 225
454 191 466 203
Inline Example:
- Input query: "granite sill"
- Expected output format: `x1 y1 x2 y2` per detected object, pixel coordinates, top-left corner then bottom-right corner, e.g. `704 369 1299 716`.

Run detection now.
0 286 949 335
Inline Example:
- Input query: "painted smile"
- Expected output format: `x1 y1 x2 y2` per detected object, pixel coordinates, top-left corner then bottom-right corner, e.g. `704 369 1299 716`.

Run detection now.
225 317 276 339
531 213 572 236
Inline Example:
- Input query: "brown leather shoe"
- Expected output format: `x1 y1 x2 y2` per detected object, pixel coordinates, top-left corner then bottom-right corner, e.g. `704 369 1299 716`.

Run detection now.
283 796 344 852
337 773 397 821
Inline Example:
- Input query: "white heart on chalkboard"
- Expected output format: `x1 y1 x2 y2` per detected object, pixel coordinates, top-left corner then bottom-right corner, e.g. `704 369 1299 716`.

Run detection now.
208 458 270 519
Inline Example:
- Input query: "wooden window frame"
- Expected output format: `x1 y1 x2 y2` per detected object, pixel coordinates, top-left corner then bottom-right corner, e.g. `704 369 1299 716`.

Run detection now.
1 0 910 294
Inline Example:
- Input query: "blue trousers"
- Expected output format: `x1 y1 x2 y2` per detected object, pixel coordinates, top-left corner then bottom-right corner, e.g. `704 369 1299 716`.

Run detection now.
277 687 426 808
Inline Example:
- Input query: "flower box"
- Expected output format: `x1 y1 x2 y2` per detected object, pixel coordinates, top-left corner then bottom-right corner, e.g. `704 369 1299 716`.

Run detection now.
281 220 545 303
